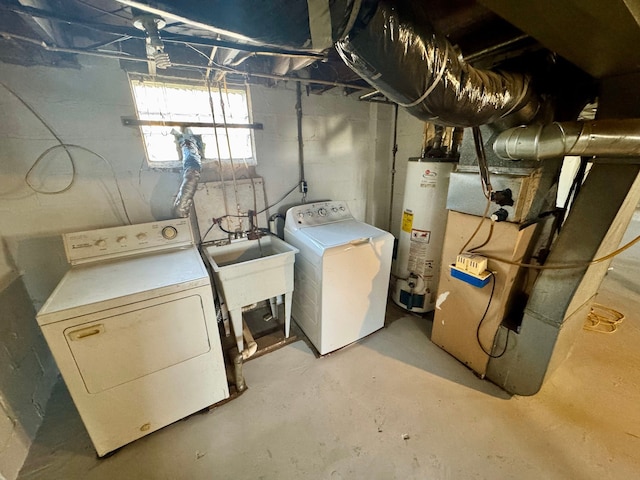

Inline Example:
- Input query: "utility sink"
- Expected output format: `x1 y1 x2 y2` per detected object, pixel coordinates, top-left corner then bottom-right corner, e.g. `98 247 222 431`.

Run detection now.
202 235 298 352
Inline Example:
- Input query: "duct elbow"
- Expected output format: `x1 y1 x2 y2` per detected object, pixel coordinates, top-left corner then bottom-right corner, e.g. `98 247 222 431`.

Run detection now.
493 124 570 160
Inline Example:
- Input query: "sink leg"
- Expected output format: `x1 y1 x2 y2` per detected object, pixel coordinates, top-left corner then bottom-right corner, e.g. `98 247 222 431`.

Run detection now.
269 297 278 320
284 291 293 338
229 308 244 352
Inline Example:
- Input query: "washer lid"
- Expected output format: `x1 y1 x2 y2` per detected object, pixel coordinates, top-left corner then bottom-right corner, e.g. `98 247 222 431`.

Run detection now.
297 220 390 249
37 246 209 324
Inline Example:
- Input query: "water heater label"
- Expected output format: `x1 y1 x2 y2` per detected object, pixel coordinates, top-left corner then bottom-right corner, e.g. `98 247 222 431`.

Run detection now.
401 210 414 233
411 229 431 243
408 237 435 277
420 168 438 188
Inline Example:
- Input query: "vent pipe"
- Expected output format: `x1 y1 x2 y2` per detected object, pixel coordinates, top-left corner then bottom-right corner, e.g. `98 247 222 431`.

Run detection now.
493 119 640 161
172 129 202 218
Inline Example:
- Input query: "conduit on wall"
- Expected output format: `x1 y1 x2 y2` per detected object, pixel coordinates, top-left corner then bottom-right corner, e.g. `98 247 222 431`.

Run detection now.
493 119 640 161
335 0 539 127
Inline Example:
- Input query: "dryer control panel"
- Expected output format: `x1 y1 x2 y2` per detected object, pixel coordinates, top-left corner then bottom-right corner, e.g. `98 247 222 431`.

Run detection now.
286 201 354 227
64 219 194 264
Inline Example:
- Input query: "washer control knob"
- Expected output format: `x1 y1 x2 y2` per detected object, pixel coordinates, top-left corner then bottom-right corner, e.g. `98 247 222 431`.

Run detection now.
339 205 345 211
136 233 148 241
318 208 327 216
95 239 106 247
162 226 178 240
116 236 127 244
331 207 338 213
307 211 314 217
297 212 305 219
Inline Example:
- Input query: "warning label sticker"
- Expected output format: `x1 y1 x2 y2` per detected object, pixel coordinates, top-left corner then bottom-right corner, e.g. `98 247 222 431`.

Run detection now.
401 210 414 233
411 229 431 243
408 238 435 277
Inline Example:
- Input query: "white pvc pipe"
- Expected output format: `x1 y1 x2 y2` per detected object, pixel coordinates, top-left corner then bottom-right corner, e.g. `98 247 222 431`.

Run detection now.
241 323 258 360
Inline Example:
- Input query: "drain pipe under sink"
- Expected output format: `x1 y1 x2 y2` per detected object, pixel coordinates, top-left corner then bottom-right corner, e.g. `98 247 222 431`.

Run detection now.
231 322 258 393
241 322 258 360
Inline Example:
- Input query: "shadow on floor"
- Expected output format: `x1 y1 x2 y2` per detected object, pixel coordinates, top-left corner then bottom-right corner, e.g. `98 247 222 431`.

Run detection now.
18 381 97 478
345 300 511 400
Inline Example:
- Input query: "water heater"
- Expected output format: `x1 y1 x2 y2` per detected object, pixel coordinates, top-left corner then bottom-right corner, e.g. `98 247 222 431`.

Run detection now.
392 158 454 312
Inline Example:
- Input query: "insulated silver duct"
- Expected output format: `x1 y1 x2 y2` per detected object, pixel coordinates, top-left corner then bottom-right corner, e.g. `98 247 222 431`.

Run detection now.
120 0 538 127
336 0 539 127
493 119 640 161
172 129 202 218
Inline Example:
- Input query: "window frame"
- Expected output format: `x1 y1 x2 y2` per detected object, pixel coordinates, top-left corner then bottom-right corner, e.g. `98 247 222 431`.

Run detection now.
128 74 256 170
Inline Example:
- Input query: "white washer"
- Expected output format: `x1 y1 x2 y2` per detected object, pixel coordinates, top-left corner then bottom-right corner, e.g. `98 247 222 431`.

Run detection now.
284 201 394 355
37 219 229 457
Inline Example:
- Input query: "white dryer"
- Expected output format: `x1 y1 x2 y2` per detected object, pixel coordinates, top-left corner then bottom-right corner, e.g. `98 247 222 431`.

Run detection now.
284 201 394 355
37 219 229 456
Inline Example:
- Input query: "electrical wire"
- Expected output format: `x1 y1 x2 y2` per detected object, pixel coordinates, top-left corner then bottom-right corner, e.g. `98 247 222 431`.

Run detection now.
474 233 640 270
211 217 271 237
29 144 133 224
219 80 263 254
2 82 131 224
1 81 76 194
475 272 510 358
459 126 493 254
186 43 226 70
201 221 217 242
206 80 232 226
213 181 301 220
459 186 492 254
472 126 492 198
205 179 297 240
216 82 242 214
458 125 638 270
469 219 495 252
462 131 637 270
256 182 299 214
75 0 131 20
25 144 75 194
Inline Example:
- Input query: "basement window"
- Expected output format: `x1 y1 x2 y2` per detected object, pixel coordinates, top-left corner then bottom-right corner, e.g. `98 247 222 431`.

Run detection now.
129 76 255 169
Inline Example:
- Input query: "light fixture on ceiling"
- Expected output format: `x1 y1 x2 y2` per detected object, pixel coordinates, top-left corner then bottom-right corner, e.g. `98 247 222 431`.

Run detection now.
133 13 171 71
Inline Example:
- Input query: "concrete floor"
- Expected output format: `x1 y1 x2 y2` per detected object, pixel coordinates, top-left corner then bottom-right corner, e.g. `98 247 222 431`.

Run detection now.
18 213 640 480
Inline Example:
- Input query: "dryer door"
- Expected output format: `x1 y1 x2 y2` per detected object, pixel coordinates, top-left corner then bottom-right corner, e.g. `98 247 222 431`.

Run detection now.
64 294 211 394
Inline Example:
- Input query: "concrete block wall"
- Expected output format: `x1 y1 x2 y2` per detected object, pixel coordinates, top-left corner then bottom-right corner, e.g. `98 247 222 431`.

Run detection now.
0 274 58 480
252 83 391 223
0 55 425 477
